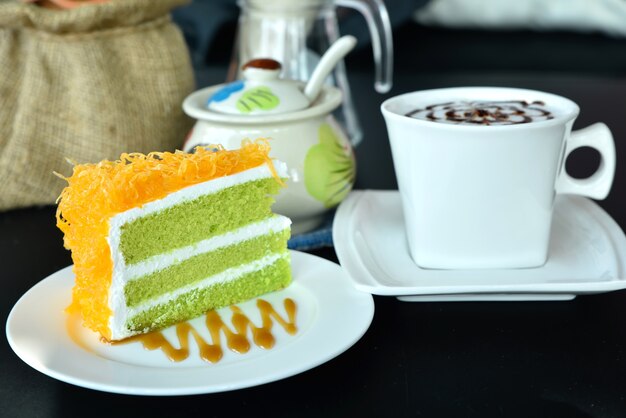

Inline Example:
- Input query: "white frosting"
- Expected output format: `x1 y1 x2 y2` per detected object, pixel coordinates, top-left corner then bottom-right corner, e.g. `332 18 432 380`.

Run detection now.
105 162 290 340
108 162 287 232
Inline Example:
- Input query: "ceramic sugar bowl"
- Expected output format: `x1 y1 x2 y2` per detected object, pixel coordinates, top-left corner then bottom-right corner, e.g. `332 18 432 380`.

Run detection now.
182 37 357 233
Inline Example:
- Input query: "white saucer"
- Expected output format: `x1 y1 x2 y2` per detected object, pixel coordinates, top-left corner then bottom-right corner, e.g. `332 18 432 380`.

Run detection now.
6 250 374 395
333 190 626 301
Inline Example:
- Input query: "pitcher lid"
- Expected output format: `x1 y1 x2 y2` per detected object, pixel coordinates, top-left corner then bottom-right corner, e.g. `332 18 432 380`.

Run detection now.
206 59 311 116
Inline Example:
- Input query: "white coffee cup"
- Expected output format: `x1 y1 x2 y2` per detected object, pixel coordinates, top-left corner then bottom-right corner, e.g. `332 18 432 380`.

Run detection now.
381 87 616 269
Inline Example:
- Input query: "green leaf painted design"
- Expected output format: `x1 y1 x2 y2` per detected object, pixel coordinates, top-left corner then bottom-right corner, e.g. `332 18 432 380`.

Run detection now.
236 86 280 113
304 123 356 208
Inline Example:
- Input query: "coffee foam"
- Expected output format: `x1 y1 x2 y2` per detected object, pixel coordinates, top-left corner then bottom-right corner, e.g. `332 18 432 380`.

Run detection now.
405 100 555 126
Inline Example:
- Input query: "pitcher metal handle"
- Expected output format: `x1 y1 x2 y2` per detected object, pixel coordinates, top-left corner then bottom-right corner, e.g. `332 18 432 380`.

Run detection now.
336 0 394 93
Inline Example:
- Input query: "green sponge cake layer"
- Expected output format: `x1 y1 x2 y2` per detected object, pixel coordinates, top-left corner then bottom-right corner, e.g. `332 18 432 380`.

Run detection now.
124 229 290 308
106 163 292 341
119 178 282 265
127 255 291 333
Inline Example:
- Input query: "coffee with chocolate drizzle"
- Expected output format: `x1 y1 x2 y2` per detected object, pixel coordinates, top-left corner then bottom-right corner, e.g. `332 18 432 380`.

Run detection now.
406 100 554 126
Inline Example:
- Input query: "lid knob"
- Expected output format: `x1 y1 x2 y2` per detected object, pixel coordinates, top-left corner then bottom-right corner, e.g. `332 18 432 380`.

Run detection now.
241 58 282 82
242 58 282 71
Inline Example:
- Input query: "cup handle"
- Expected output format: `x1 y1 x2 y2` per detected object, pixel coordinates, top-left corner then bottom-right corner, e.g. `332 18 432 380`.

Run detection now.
555 122 616 199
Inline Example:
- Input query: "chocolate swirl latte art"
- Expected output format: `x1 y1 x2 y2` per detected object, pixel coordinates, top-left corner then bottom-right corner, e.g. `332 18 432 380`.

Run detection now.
405 100 555 126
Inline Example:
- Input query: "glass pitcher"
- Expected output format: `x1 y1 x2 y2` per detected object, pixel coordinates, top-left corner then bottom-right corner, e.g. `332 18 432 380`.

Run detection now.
227 0 393 146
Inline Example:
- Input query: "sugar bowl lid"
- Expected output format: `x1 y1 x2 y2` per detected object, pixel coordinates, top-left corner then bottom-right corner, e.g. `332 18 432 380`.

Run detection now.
206 59 310 116
206 36 357 116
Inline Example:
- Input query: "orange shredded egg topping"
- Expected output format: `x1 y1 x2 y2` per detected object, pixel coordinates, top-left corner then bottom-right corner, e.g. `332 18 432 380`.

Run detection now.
56 139 281 340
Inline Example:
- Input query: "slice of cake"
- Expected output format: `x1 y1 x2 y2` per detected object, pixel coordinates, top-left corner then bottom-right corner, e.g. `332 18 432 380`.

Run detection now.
56 140 291 341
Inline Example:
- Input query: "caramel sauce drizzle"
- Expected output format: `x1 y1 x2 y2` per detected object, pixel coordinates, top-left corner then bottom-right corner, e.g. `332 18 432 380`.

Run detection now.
111 298 297 363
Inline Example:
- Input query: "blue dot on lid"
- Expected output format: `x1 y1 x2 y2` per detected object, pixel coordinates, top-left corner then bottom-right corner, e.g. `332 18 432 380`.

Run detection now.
207 80 245 105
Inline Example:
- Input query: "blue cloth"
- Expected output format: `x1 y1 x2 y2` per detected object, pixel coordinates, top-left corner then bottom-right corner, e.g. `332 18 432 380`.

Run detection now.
287 212 335 251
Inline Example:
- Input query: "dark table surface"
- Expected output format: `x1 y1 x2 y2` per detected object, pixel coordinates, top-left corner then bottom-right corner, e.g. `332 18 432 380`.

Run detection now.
3 69 626 418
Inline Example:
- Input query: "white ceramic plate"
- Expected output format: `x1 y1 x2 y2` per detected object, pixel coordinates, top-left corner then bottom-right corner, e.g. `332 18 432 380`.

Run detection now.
6 250 374 395
333 190 626 301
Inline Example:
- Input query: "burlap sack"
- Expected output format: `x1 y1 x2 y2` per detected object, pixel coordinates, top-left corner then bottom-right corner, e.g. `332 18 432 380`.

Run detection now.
0 0 195 210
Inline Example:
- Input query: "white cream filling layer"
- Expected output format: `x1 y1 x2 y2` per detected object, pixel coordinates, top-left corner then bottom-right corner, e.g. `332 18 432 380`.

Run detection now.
124 215 290 280
106 162 289 341
126 252 288 319
111 252 288 340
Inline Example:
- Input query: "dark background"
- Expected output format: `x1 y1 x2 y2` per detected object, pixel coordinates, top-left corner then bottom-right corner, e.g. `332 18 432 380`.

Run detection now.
172 0 626 78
